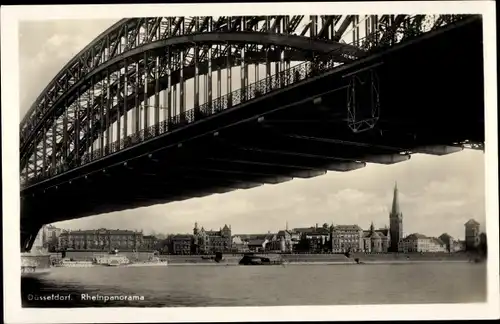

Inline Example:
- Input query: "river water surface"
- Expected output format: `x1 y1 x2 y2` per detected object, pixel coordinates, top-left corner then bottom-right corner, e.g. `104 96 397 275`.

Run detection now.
22 262 486 307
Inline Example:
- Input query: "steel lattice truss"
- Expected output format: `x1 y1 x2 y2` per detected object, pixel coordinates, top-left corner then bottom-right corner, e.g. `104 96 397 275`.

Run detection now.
20 14 469 188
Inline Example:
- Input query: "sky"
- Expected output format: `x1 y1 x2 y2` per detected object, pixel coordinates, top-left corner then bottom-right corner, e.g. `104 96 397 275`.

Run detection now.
18 19 486 240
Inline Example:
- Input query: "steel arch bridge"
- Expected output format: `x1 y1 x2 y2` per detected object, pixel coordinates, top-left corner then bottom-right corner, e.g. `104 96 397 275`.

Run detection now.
20 14 473 188
19 14 484 251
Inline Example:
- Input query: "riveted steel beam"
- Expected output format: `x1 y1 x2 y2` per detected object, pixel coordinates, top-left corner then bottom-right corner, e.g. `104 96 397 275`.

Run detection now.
414 145 464 155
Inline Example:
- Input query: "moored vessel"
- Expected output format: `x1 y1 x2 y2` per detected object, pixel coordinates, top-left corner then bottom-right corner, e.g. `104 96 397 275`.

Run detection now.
54 258 95 268
93 249 130 266
239 253 284 265
124 259 168 267
125 251 168 267
92 250 167 267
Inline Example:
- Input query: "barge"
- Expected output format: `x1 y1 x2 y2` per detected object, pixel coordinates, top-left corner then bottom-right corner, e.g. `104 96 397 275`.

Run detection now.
239 253 284 265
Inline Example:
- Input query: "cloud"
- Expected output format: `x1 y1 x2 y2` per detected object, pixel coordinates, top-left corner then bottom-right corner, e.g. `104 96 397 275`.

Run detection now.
18 19 118 117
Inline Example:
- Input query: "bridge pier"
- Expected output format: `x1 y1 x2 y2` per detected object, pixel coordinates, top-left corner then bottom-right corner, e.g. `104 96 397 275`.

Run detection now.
20 220 43 253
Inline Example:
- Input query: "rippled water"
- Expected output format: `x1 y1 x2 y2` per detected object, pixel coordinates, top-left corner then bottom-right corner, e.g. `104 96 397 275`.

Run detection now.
22 263 486 307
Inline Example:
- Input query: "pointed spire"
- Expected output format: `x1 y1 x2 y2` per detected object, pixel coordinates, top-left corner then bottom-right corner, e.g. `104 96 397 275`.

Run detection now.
391 181 401 215
285 221 289 231
370 222 375 233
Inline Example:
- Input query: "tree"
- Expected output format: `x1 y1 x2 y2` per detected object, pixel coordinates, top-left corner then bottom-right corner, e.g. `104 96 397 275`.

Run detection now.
322 223 329 229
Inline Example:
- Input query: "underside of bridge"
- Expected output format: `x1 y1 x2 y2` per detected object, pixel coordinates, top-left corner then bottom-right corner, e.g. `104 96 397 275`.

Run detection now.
19 15 484 251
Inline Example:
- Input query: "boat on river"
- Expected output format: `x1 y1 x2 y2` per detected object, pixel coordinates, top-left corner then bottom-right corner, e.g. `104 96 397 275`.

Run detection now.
93 250 131 266
239 253 284 266
94 250 168 267
54 259 95 268
125 259 168 267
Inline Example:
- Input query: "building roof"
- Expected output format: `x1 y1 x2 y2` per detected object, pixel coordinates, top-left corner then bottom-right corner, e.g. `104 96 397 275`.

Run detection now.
404 233 428 240
236 234 275 241
363 230 382 239
277 230 292 237
431 237 446 246
304 229 330 236
205 231 221 236
247 239 266 246
465 219 480 226
292 227 316 233
377 228 389 237
333 225 362 231
61 229 139 235
172 234 192 240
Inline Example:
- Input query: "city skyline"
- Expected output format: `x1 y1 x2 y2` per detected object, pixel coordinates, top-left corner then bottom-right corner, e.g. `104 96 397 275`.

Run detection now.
19 19 486 242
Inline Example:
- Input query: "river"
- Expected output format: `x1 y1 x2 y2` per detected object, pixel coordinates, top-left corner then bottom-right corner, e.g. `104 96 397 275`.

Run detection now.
22 262 486 307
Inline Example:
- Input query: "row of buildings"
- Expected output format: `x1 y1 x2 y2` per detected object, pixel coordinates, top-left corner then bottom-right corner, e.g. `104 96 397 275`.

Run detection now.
165 183 485 255
164 222 483 255
32 226 160 252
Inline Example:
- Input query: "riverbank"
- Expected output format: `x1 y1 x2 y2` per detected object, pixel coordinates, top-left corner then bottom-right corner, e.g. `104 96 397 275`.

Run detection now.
163 252 479 265
165 260 475 266
51 251 482 265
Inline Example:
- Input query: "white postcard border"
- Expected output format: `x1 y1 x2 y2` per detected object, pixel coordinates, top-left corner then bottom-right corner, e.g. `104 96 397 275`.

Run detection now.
2 2 498 322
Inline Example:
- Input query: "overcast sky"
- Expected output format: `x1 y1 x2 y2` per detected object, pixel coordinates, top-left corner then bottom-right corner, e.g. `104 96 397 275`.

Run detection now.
18 19 486 240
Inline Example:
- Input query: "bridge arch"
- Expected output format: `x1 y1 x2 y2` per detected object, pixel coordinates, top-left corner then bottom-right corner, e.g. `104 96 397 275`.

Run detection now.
21 15 471 189
20 16 366 186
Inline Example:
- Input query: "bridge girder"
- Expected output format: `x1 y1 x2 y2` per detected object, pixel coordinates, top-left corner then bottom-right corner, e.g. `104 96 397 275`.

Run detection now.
21 15 364 157
21 17 369 181
20 14 474 190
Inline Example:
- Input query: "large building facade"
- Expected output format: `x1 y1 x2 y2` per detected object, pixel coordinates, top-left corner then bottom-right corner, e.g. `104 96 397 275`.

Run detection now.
58 228 144 251
31 224 63 252
193 223 232 253
399 233 447 253
43 225 63 251
171 234 193 255
389 182 403 252
331 225 363 253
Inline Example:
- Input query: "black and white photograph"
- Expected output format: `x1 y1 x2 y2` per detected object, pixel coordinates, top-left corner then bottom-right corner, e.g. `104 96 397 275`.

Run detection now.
2 2 499 323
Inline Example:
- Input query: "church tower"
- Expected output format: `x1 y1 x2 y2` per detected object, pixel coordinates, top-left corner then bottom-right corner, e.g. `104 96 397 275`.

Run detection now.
389 182 403 252
193 222 199 236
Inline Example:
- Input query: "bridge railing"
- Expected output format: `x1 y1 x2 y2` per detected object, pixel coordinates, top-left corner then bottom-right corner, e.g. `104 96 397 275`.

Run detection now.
22 14 470 188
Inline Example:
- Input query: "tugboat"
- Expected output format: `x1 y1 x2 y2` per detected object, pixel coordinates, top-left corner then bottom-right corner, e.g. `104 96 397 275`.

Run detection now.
238 253 284 265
